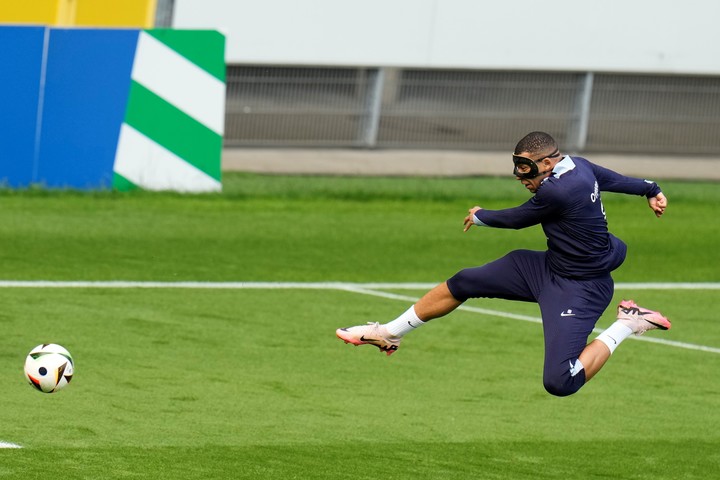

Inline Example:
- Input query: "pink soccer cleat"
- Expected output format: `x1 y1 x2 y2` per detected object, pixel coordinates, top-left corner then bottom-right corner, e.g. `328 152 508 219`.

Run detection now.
336 322 401 356
617 299 671 335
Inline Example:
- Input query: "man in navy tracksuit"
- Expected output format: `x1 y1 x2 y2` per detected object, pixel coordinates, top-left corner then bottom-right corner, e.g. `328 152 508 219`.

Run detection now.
337 131 671 397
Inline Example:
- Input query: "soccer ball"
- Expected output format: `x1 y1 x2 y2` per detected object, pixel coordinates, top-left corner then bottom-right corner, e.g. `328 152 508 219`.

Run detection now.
24 344 74 393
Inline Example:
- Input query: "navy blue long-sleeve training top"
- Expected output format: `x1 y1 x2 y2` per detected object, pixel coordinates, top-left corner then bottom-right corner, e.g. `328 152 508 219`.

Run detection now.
473 156 662 279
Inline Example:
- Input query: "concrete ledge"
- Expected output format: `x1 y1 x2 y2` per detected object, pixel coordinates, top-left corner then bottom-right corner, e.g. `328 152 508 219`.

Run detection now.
223 149 720 180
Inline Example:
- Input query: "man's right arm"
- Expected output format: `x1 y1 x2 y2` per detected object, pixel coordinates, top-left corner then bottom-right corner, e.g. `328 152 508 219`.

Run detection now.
472 193 560 230
648 192 668 217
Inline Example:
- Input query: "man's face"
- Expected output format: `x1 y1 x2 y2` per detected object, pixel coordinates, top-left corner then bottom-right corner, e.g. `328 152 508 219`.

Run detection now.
518 175 544 193
513 150 554 193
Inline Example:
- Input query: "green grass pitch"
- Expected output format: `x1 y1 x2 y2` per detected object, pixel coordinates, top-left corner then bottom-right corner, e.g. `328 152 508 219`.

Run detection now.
0 173 718 478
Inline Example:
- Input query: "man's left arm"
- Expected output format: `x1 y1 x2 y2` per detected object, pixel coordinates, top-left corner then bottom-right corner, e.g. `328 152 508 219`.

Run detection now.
590 162 666 217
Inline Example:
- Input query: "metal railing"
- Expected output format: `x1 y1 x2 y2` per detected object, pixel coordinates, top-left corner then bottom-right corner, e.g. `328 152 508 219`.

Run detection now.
224 66 720 154
154 0 175 27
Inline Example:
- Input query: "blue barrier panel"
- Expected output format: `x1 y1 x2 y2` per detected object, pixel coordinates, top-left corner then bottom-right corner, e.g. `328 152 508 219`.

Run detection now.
0 26 46 187
36 28 139 188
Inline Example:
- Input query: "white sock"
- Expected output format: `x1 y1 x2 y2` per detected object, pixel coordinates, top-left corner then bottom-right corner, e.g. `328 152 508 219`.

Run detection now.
595 321 633 354
384 306 426 337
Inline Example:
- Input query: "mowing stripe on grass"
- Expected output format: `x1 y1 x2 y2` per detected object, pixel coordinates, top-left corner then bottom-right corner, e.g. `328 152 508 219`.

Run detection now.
0 281 717 290
0 281 716 354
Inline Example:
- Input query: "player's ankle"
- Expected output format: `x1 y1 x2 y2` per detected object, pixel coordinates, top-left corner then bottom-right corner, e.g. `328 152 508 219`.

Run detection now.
385 306 425 337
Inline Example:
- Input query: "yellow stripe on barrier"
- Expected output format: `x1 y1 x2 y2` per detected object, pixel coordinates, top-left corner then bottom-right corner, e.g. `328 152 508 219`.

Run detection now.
0 0 75 25
74 0 157 28
0 0 156 27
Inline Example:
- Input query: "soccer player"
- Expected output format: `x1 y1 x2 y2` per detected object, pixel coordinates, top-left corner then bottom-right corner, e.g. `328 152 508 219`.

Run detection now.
336 131 671 397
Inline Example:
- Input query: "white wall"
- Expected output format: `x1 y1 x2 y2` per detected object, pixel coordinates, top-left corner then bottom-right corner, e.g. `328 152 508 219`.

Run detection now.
173 0 720 74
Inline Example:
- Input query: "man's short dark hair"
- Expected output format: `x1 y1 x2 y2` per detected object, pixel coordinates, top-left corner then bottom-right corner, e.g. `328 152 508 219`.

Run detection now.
514 131 558 155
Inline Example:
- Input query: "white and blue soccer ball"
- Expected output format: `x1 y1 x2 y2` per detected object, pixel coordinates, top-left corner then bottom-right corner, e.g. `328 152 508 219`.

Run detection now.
24 344 74 393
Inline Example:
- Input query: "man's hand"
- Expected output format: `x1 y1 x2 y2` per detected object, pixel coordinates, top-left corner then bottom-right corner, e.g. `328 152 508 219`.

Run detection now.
648 192 667 218
463 206 482 232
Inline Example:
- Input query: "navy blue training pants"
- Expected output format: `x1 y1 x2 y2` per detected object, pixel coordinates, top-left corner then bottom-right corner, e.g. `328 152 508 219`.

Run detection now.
446 250 614 397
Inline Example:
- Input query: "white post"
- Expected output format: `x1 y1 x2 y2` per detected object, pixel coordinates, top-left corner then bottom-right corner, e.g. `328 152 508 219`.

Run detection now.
570 72 594 152
361 68 386 147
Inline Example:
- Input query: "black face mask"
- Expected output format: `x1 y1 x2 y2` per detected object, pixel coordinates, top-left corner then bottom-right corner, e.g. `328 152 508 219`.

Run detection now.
512 149 560 179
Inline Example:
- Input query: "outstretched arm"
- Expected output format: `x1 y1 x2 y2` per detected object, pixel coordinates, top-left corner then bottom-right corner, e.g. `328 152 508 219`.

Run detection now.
588 160 662 198
463 195 556 231
587 160 666 217
648 192 668 218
